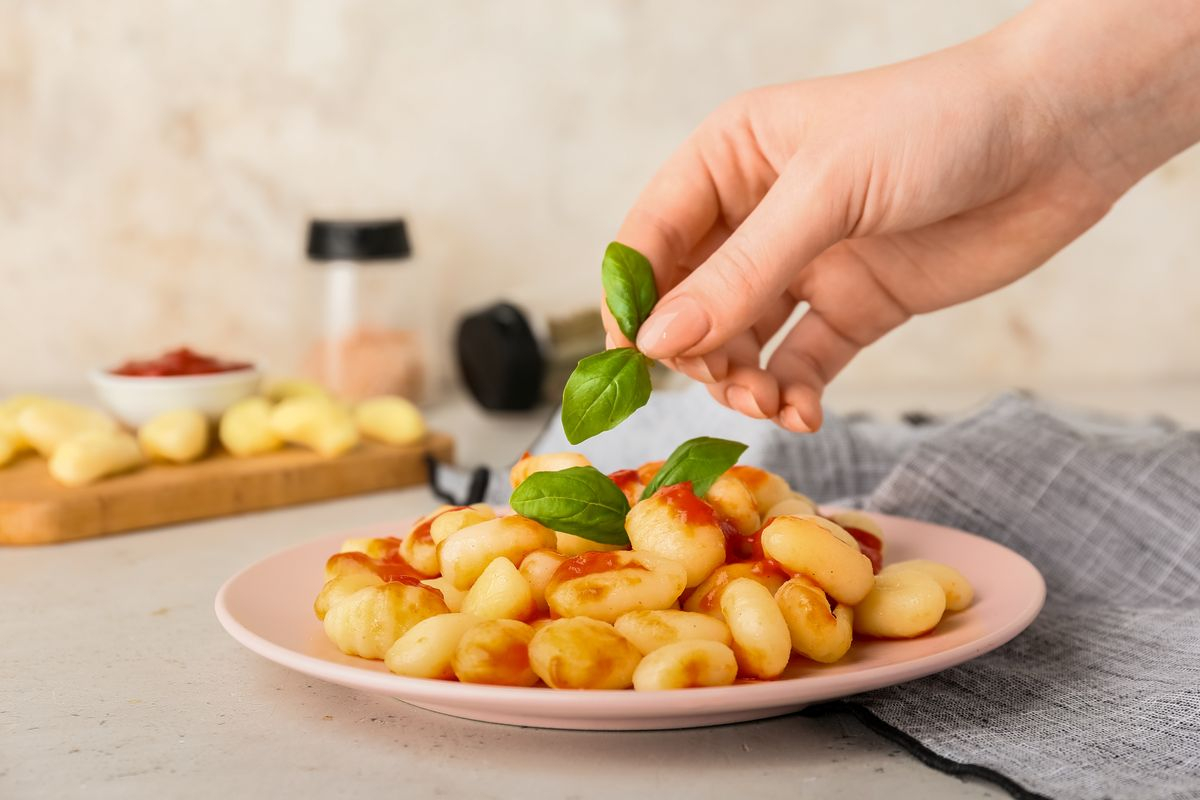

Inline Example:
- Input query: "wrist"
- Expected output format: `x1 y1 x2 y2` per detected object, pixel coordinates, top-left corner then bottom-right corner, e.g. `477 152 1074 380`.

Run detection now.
999 0 1200 192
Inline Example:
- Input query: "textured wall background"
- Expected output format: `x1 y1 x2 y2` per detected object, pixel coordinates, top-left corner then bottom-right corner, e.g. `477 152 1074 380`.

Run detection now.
2 0 1198 394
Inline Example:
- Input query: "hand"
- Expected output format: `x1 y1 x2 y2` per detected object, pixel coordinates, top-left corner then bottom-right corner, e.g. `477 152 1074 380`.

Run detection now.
603 0 1200 432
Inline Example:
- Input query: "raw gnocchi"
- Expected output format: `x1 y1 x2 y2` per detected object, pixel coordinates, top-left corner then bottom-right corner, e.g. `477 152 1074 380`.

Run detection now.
314 449 974 691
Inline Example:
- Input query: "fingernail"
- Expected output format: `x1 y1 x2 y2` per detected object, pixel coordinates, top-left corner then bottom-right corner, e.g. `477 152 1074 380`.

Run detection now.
780 405 811 433
726 385 767 419
636 296 710 358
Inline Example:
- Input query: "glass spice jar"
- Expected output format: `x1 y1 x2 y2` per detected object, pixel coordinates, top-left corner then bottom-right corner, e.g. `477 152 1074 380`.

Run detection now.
302 218 428 403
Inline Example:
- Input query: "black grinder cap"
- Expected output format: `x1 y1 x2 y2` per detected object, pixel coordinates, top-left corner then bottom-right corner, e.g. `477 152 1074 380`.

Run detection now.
307 219 412 262
456 302 545 411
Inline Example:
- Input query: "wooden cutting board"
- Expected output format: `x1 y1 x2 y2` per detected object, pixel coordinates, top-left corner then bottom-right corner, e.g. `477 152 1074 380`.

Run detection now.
0 433 454 545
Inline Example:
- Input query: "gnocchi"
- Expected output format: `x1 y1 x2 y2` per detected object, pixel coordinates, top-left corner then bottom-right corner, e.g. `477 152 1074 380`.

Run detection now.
19 399 117 458
270 395 359 458
613 609 732 655
354 395 426 446
429 505 496 545
323 580 450 659
461 557 535 621
509 451 591 489
438 515 557 591
452 619 538 686
883 560 973 611
518 549 567 615
625 483 726 588
313 572 384 620
315 450 974 691
853 568 947 639
544 551 688 623
632 640 739 691
219 397 283 457
720 578 792 679
138 408 210 464
775 576 854 663
529 618 642 689
682 561 788 621
48 430 143 487
386 613 480 679
760 515 875 605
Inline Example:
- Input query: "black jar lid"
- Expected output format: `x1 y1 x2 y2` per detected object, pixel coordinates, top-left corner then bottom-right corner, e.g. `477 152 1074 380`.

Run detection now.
306 219 411 262
456 302 545 411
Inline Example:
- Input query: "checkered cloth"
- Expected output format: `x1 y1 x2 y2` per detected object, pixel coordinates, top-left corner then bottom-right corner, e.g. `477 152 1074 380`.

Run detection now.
484 388 1200 800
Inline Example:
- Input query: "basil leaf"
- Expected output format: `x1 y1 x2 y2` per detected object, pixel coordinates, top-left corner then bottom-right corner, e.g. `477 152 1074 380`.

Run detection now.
510 466 631 545
561 348 653 445
601 241 658 342
641 436 748 500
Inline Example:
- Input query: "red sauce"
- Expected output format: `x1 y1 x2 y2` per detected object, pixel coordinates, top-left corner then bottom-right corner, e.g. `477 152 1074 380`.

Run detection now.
406 506 465 546
608 469 641 491
372 537 405 561
845 527 884 573
722 522 757 563
725 521 769 563
328 550 423 583
375 560 426 583
750 559 788 581
721 518 789 576
549 552 644 585
656 482 718 527
111 347 252 377
608 469 643 505
727 465 768 492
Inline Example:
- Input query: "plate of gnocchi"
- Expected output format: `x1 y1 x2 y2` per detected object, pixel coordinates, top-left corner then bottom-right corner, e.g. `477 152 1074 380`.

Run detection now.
216 452 1045 730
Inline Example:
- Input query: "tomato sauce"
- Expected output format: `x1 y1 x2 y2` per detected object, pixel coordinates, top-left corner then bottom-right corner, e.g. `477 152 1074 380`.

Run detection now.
549 552 644 585
656 482 718 527
727 465 768 493
844 526 884 573
111 347 252 377
608 469 641 492
407 506 465 546
328 550 423 582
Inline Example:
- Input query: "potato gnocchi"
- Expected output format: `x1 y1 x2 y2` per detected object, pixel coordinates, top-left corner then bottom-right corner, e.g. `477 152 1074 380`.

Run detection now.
314 452 974 690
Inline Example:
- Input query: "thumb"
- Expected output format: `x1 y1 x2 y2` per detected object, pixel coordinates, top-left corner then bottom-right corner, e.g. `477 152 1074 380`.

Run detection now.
636 161 847 359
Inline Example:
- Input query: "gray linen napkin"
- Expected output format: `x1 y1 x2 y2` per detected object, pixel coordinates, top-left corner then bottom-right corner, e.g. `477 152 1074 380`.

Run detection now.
481 387 1200 800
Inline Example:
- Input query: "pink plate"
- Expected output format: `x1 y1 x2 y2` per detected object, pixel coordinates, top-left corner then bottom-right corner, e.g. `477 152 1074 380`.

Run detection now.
215 511 1044 730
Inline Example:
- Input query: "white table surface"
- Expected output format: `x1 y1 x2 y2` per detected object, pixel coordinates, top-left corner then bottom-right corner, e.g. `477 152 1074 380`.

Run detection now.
6 384 1195 800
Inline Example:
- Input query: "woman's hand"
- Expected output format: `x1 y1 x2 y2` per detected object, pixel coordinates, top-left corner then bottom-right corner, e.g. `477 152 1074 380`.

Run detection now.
604 0 1200 431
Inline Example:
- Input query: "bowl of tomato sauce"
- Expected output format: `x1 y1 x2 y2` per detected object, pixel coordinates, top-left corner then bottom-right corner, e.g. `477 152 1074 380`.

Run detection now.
90 347 261 426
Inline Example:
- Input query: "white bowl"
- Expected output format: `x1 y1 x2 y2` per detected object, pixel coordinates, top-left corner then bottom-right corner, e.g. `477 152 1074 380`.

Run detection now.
89 366 261 427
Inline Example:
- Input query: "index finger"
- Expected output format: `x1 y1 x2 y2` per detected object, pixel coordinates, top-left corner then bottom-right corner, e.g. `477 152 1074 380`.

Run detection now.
604 138 721 346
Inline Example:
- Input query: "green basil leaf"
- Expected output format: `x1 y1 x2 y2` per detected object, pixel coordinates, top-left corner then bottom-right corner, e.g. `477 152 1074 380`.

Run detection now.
601 241 658 342
561 347 653 445
641 436 749 500
509 466 631 545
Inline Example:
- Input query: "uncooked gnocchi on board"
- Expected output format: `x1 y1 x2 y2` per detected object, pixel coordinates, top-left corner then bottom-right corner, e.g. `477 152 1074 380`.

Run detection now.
313 454 974 690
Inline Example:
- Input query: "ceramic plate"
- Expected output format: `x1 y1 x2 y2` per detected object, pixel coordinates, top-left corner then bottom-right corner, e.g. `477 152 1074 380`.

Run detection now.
215 511 1044 730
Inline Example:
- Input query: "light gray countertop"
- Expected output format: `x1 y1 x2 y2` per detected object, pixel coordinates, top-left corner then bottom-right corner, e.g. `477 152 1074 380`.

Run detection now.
13 383 1193 800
